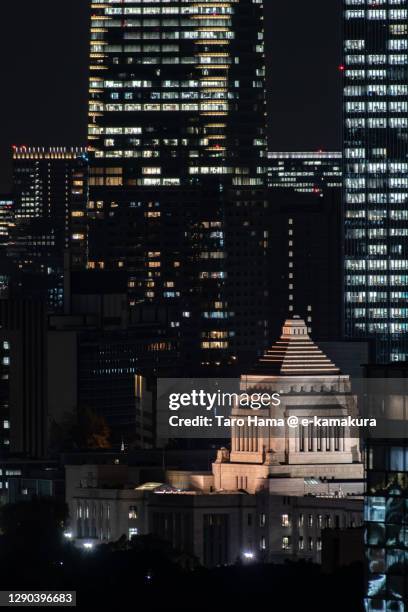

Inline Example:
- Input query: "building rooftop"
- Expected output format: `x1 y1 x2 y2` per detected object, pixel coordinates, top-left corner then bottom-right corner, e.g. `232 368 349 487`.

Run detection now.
251 317 341 376
267 151 342 160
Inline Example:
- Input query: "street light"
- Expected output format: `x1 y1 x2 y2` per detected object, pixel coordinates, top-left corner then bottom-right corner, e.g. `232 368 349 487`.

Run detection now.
243 551 255 560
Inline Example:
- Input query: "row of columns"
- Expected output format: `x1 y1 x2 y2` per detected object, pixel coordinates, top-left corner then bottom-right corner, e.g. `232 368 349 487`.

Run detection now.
233 425 259 452
296 425 346 453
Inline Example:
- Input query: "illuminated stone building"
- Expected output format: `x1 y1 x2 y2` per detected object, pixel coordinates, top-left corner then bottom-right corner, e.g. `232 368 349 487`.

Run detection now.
212 318 364 494
63 321 366 566
87 0 268 367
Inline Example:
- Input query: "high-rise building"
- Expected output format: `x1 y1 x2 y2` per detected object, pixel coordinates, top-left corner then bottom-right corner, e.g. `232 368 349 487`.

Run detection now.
0 300 48 458
87 0 268 368
364 363 408 612
0 195 14 248
0 195 14 299
11 146 88 311
267 188 343 342
0 274 179 458
268 151 342 193
343 2 408 363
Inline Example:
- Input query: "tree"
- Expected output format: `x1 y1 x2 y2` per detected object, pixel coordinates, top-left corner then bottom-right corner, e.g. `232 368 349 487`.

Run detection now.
0 497 69 568
49 406 111 452
72 407 111 449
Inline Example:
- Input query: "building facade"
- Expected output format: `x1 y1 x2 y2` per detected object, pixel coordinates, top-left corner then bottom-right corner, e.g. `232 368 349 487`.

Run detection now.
11 146 88 311
213 318 364 494
343 1 408 362
364 363 408 611
268 151 342 193
63 320 366 568
0 195 14 249
0 195 15 299
0 300 48 458
65 462 363 567
267 189 343 342
87 0 268 368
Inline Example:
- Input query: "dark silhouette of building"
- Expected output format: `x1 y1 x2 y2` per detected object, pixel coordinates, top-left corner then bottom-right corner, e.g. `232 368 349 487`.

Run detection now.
321 527 364 574
0 272 179 458
0 300 48 458
267 188 342 343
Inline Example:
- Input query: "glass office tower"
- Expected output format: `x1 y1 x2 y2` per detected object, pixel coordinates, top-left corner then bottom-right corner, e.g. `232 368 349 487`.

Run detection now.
366 439 408 611
87 0 268 368
343 0 408 363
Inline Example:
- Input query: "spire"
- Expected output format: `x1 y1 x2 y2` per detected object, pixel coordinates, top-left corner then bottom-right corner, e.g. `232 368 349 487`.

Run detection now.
252 317 340 376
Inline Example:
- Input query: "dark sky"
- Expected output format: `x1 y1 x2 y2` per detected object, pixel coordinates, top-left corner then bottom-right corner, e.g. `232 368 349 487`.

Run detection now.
0 0 342 193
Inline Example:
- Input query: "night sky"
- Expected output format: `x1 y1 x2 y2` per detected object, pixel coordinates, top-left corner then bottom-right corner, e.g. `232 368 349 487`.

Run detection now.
0 0 342 192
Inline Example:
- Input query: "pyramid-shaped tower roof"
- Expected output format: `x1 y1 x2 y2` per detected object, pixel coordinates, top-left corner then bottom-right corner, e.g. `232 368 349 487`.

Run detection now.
252 317 340 376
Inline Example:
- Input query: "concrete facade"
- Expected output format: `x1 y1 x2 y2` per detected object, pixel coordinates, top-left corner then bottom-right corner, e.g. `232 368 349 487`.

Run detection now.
213 318 364 494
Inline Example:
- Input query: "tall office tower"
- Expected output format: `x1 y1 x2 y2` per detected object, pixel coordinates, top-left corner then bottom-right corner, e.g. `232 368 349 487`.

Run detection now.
0 196 14 249
364 363 408 612
0 196 14 298
343 1 408 363
0 300 48 458
267 189 342 343
11 147 89 312
268 152 342 193
88 0 268 368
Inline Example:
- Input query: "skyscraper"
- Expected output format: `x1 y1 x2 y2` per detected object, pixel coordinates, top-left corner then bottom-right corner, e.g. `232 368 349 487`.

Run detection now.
343 1 408 363
364 363 408 612
268 151 342 193
267 188 342 343
11 147 88 312
88 0 268 368
0 195 14 298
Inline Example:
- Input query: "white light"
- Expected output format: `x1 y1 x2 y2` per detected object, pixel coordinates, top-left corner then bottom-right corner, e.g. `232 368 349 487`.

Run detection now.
63 531 73 539
83 542 94 550
243 552 255 560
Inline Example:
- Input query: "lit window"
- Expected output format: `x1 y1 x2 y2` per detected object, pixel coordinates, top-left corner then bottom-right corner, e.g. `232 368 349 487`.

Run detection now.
282 536 291 550
128 506 138 520
281 514 290 527
128 528 138 540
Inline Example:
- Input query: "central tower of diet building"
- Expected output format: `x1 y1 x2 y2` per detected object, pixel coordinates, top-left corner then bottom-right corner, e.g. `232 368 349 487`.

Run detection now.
212 317 364 494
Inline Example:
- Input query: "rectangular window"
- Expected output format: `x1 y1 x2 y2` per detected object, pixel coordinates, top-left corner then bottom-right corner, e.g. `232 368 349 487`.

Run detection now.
281 514 290 527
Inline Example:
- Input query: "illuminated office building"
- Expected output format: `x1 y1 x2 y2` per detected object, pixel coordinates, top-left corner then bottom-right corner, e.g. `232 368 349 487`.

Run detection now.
268 151 342 193
0 196 14 248
0 196 14 298
11 147 88 311
343 0 408 363
88 0 268 367
364 364 408 612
